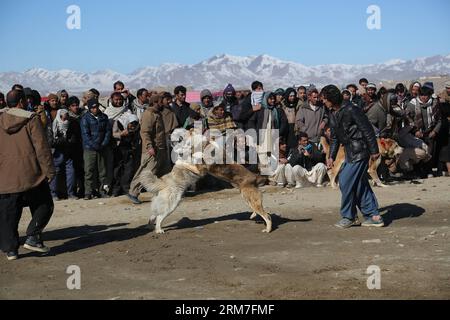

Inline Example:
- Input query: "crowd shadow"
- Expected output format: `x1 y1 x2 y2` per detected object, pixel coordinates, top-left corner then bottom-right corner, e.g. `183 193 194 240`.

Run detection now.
379 203 425 227
19 223 150 258
165 211 312 232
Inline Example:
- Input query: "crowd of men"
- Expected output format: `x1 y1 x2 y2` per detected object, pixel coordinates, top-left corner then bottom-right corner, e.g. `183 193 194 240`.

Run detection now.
1 79 449 202
1 78 450 259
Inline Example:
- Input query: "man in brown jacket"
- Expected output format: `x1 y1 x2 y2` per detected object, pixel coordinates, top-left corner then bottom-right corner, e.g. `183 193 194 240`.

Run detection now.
0 90 56 260
127 95 167 204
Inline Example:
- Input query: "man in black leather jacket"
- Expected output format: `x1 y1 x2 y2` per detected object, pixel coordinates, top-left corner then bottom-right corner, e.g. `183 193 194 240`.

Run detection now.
322 85 384 228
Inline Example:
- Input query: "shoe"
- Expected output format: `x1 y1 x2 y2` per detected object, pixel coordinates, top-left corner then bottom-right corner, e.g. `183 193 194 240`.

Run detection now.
277 183 285 187
68 195 79 200
286 184 295 189
84 194 92 200
100 191 110 198
316 183 324 188
295 182 304 189
335 218 360 229
6 251 18 261
362 216 385 227
268 181 277 186
24 235 50 253
52 196 60 201
127 193 142 205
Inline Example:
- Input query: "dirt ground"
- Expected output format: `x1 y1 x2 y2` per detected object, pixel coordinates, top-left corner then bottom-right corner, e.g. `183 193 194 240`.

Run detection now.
1 177 449 300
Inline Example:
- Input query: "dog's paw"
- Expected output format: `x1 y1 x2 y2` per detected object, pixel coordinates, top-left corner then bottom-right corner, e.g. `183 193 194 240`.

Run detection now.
261 228 271 233
155 229 165 234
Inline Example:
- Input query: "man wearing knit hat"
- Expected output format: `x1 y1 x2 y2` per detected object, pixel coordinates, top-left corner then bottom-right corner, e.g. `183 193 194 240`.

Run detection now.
220 83 243 129
80 98 111 200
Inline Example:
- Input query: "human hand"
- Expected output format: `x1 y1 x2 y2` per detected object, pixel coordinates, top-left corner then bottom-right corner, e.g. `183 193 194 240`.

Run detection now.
147 148 156 157
326 158 334 169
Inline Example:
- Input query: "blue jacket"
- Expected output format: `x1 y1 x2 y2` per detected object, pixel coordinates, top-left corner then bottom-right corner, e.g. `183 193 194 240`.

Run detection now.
80 111 111 151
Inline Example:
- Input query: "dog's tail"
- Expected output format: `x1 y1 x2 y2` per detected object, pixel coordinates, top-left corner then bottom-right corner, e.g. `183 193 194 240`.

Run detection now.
137 171 166 194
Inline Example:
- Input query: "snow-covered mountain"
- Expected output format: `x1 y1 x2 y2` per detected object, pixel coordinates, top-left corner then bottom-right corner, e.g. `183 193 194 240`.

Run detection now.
1 53 449 94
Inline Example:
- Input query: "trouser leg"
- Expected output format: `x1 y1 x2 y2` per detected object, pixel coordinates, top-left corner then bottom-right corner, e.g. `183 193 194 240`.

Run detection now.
24 181 54 238
0 193 23 252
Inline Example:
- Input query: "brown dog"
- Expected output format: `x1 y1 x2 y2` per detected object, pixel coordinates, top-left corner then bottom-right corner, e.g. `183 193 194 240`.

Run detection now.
321 136 403 189
139 161 272 234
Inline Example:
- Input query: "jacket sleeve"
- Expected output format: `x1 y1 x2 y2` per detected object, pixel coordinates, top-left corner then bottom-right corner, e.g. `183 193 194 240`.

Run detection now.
29 116 56 181
101 118 112 148
295 108 305 133
81 116 99 150
279 109 289 138
311 143 325 164
287 149 302 167
141 111 155 151
238 97 254 123
329 114 340 161
352 106 379 155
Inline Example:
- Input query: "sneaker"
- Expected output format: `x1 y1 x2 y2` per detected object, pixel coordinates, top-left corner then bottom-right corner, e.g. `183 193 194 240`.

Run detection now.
24 235 50 253
295 182 304 189
68 195 79 200
127 193 142 205
335 218 360 229
316 183 324 188
6 251 18 261
100 190 110 198
277 183 285 187
362 216 385 227
84 194 93 200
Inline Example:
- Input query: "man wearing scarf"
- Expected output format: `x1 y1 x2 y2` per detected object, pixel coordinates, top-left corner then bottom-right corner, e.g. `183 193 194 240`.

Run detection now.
112 113 141 197
282 87 300 150
50 109 76 200
104 92 134 195
407 84 441 177
250 92 288 175
131 88 149 121
238 81 264 131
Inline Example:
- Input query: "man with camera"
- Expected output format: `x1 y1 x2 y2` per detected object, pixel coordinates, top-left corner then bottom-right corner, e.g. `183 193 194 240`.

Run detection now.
284 132 328 188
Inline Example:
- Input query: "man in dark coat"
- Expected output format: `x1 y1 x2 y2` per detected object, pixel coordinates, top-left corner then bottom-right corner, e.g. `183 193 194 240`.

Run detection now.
323 85 383 229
